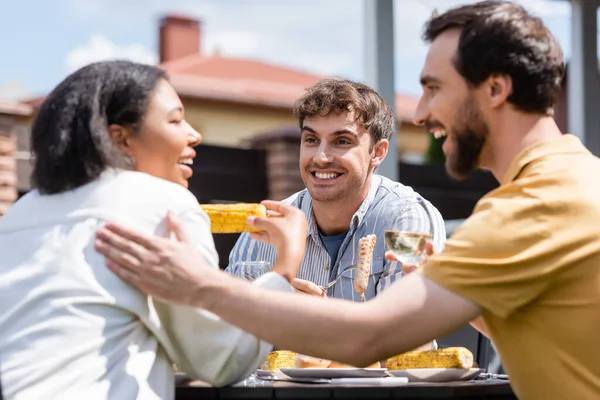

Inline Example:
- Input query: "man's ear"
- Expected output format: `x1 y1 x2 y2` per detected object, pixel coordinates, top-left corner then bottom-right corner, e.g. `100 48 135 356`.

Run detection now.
371 139 389 168
487 74 512 109
107 124 132 154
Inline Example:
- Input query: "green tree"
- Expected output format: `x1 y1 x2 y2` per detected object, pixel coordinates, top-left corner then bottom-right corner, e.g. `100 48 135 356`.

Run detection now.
425 133 446 165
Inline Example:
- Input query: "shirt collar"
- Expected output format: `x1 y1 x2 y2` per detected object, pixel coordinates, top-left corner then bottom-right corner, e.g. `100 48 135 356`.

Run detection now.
303 174 382 239
502 134 590 185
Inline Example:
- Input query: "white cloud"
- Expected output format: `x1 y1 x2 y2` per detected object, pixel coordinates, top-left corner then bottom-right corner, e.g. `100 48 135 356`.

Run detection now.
198 0 365 78
0 80 34 101
204 30 262 58
64 0 364 78
65 35 158 72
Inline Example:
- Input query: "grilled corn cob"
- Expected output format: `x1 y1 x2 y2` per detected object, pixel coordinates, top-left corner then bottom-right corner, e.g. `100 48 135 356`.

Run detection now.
386 347 474 370
260 350 297 370
200 203 267 233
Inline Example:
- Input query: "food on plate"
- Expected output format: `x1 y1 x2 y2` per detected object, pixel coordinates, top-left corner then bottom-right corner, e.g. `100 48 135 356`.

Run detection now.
293 354 331 368
260 350 297 370
260 350 383 371
386 347 474 370
328 360 381 369
354 234 377 300
292 355 381 369
200 203 267 233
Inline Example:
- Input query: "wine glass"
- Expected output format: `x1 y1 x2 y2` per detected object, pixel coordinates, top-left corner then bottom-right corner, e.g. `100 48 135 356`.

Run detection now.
384 200 433 265
384 230 432 265
230 261 272 281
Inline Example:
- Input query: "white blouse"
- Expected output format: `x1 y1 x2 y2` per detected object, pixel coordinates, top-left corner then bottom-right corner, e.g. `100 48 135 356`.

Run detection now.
0 170 290 400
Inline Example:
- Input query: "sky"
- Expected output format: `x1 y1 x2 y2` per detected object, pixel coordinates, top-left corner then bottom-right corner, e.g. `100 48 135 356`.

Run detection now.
0 0 581 101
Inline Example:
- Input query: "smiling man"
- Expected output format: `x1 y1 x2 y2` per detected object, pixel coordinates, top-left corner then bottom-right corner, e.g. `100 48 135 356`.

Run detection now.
226 77 446 301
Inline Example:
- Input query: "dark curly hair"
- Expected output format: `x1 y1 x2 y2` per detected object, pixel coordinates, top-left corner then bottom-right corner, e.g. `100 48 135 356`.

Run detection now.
293 77 395 145
30 60 167 194
423 0 565 116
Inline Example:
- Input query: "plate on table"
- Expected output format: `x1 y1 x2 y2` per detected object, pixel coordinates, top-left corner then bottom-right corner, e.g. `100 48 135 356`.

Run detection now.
386 368 483 382
256 369 276 377
280 368 389 379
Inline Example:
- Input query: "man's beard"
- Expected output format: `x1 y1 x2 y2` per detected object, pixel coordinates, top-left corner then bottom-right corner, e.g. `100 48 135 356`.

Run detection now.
445 94 489 180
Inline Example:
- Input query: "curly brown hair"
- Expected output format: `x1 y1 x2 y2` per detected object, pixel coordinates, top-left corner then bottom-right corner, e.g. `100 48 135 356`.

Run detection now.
293 77 395 145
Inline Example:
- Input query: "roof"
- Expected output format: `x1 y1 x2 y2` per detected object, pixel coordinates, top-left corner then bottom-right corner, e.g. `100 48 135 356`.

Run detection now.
0 100 32 117
22 53 420 124
163 53 419 123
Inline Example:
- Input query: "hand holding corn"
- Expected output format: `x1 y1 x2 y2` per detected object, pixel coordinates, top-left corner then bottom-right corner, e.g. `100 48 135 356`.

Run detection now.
246 200 308 283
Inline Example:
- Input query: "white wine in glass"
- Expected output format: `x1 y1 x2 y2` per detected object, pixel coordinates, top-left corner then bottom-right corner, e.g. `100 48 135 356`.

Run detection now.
384 230 433 265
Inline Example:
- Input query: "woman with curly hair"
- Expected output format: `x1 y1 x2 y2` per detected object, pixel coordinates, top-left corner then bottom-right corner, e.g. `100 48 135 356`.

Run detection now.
0 60 292 400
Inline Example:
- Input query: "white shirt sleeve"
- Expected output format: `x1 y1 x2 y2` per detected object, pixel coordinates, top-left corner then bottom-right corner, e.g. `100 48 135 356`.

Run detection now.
148 207 292 387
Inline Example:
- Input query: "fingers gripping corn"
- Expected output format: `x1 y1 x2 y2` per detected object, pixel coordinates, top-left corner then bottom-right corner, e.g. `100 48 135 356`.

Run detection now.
353 234 376 300
200 203 267 233
386 347 474 370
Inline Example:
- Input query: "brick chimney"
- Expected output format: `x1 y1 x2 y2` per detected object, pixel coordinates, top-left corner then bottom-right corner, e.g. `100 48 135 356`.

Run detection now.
159 15 201 63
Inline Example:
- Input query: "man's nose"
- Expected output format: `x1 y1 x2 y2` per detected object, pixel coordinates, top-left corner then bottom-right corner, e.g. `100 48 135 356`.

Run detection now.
313 143 333 165
413 96 429 127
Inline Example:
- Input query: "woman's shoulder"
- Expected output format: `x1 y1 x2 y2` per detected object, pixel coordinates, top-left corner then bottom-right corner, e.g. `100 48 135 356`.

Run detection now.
97 170 199 207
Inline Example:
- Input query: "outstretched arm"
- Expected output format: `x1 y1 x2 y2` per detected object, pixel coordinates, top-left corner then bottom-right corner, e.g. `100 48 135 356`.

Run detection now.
95 202 480 367
197 268 480 367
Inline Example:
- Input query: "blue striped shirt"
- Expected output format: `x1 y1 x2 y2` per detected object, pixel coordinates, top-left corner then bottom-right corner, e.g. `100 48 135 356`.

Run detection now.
226 175 446 301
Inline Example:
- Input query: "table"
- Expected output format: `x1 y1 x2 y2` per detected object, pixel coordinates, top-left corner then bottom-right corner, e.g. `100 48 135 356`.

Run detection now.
176 379 516 399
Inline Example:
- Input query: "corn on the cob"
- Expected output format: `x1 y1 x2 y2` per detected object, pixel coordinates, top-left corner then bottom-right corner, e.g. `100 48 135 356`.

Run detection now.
386 347 474 370
200 203 267 233
354 234 376 300
260 350 297 370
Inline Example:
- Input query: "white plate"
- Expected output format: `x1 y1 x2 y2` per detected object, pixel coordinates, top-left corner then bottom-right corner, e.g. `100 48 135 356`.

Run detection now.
280 368 389 379
255 369 276 377
387 368 483 382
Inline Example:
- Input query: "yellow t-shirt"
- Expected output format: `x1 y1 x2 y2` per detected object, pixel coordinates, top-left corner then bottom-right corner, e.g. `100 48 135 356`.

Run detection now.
420 134 600 400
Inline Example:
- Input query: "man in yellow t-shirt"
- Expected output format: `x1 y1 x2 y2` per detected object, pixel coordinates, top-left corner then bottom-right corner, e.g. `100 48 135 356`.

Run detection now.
92 2 600 399
419 133 600 399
